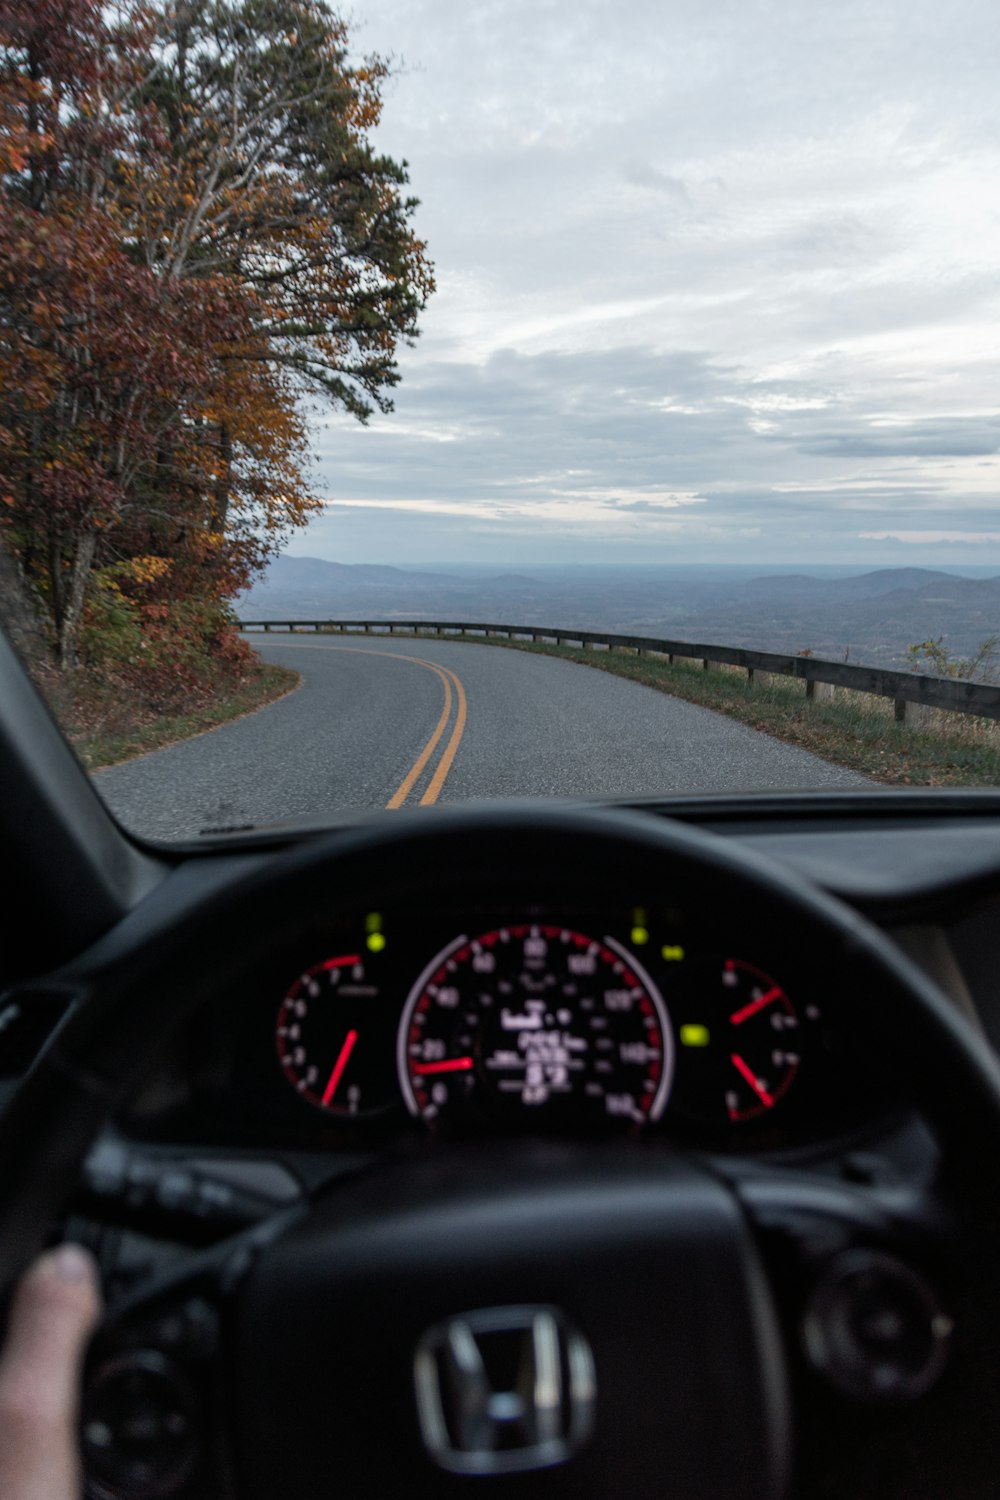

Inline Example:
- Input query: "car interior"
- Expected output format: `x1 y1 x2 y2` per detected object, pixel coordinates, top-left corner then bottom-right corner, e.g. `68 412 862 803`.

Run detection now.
4 621 1000 1500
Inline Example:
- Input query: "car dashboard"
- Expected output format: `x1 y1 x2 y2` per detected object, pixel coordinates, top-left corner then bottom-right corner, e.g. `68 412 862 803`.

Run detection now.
6 792 999 1202
6 788 1000 1500
119 897 894 1160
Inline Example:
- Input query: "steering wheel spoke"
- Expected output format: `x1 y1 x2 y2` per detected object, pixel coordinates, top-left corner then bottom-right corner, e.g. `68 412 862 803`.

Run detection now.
724 1158 956 1398
80 1203 301 1500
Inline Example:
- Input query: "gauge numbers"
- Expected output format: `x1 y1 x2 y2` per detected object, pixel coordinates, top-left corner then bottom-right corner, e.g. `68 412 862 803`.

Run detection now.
398 925 674 1128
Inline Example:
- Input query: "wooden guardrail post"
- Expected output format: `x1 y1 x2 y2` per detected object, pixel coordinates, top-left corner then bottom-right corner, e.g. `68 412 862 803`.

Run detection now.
805 681 834 701
895 698 931 726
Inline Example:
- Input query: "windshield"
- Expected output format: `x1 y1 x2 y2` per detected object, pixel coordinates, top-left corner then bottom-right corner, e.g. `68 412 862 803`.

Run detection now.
2 0 999 839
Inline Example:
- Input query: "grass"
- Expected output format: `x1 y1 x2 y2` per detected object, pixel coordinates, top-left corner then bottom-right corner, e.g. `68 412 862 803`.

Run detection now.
38 660 300 770
445 635 1000 788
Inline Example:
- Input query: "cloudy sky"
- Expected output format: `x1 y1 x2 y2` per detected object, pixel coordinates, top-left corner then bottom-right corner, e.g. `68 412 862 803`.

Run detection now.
295 0 1000 567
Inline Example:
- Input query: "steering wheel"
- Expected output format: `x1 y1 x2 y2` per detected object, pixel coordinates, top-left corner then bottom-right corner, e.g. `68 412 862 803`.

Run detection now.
3 805 1000 1500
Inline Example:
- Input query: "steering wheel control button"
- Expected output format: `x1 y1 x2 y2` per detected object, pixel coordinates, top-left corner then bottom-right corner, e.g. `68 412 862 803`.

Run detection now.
413 1305 596 1475
82 1350 199 1499
802 1250 952 1401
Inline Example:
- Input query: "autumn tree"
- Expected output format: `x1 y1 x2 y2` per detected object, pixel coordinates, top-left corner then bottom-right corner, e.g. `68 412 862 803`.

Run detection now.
0 0 433 671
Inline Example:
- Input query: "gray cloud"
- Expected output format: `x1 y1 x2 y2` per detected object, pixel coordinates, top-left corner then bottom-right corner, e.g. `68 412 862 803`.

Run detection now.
621 160 692 203
290 0 1000 567
796 419 1000 459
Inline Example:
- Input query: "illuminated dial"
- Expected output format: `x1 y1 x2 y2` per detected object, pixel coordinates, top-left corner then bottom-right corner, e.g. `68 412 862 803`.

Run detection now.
276 953 397 1117
671 959 812 1124
397 924 674 1128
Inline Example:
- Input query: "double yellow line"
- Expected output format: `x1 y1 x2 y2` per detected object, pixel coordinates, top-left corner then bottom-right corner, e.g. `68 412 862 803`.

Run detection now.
278 641 467 808
384 652 467 809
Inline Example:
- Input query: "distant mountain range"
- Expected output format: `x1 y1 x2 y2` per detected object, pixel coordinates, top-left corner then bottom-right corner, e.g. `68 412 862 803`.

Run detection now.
236 559 1000 669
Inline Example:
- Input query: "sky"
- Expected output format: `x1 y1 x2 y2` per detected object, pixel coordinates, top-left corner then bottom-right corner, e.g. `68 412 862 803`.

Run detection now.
291 0 1000 568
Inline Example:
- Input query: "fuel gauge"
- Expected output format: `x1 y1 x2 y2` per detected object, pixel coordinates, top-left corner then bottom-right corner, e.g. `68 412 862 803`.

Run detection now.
670 959 816 1125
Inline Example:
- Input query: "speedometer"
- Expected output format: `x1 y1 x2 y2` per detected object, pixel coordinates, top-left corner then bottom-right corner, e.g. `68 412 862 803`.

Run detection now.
397 924 674 1128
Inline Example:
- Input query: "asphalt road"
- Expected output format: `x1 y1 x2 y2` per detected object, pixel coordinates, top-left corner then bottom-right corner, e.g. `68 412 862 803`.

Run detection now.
95 635 868 840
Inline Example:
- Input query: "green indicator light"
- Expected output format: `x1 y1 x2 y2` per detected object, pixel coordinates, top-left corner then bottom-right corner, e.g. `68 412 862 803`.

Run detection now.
662 945 685 962
631 926 649 946
680 1024 710 1048
365 912 383 934
366 932 386 953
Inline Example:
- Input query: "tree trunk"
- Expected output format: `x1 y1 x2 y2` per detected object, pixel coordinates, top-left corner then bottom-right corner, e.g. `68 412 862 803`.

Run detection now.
212 420 233 533
0 537 52 668
56 529 98 670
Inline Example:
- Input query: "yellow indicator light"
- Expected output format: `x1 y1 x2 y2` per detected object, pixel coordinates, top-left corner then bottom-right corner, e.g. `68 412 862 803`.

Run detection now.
365 912 383 934
631 926 649 946
680 1024 710 1048
662 945 685 962
366 932 386 954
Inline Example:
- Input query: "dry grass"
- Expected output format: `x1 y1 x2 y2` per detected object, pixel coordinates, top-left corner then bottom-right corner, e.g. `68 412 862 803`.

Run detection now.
34 660 300 769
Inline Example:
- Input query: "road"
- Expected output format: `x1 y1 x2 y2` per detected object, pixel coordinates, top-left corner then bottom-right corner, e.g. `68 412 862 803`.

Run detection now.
94 635 868 840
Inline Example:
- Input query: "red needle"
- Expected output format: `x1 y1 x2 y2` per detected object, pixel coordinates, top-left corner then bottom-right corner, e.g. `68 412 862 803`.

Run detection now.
729 987 782 1026
730 1052 774 1109
322 1028 359 1105
411 1057 474 1075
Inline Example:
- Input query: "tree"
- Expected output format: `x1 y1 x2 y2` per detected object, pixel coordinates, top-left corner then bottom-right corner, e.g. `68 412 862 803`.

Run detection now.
0 0 433 669
907 636 1000 684
136 2 433 411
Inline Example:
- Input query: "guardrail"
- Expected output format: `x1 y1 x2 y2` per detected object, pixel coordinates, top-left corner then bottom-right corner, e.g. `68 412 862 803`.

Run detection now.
238 619 1000 724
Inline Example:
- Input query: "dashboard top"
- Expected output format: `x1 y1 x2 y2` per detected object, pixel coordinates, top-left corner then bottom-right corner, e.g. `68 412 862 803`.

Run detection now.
145 790 1000 917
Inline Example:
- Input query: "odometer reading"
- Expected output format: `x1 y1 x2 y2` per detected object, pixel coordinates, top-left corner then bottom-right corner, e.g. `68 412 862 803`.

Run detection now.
397 925 674 1128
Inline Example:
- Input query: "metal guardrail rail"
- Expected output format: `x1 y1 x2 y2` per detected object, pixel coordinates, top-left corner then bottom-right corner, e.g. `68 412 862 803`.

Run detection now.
238 619 1000 724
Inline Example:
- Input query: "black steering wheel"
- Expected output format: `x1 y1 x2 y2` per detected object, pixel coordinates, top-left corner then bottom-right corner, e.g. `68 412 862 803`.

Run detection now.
3 806 1000 1500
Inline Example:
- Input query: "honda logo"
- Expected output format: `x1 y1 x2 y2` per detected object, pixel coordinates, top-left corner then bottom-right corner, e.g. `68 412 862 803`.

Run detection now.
414 1305 596 1475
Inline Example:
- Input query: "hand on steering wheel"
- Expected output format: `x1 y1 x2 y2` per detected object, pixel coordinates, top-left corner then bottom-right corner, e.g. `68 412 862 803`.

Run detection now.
0 1246 101 1500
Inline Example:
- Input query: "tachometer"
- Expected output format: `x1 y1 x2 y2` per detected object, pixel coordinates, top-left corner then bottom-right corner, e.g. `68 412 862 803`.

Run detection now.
397 925 674 1128
276 953 398 1117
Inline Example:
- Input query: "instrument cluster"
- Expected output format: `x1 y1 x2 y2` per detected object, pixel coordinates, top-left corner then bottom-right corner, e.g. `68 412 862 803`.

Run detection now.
154 904 879 1148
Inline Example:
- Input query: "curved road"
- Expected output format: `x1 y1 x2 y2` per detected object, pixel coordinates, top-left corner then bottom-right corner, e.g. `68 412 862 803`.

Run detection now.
95 635 868 840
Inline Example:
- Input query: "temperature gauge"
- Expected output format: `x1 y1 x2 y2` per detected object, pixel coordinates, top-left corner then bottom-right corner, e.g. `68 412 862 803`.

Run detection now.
276 953 398 1118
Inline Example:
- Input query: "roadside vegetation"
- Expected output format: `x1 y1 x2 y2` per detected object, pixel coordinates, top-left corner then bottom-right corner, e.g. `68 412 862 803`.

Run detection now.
0 0 432 760
458 637 1000 788
42 657 299 770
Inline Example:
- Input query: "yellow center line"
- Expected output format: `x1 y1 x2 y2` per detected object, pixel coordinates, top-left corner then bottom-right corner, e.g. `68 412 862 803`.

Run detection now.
262 638 467 808
419 662 468 806
385 660 453 809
